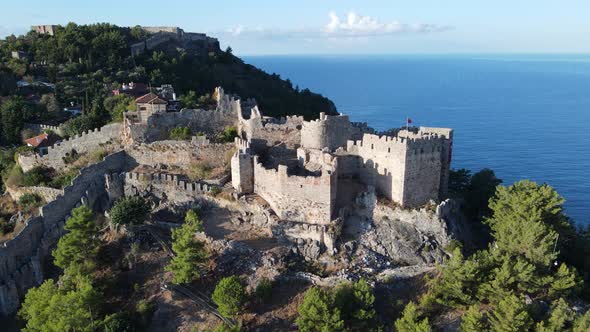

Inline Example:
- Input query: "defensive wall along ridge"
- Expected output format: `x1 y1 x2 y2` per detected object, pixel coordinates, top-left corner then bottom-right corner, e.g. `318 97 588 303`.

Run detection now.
18 123 123 172
0 151 128 314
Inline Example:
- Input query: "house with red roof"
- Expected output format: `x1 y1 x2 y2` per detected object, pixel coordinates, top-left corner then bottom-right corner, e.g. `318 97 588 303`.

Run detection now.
133 93 169 123
24 132 60 155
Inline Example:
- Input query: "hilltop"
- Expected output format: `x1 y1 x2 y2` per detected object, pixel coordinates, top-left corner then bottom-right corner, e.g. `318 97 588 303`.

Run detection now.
0 24 336 142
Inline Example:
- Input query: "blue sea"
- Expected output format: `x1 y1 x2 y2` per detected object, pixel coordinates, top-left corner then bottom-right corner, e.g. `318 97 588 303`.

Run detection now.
244 55 590 226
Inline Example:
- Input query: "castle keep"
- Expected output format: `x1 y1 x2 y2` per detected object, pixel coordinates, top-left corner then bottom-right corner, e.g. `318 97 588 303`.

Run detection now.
232 111 453 220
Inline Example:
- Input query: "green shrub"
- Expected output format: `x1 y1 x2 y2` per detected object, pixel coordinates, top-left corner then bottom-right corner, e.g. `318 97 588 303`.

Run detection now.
0 217 14 236
297 287 344 332
212 276 246 318
188 161 211 181
169 127 192 140
91 148 108 162
209 186 222 197
13 145 34 159
221 126 238 143
49 168 79 189
101 312 131 332
110 196 150 225
185 209 203 232
3 164 24 188
18 193 43 209
62 149 80 164
23 167 51 186
135 299 155 326
254 278 273 302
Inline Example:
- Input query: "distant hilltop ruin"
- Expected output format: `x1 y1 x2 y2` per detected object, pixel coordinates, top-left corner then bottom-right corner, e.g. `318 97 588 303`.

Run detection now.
30 25 221 58
129 26 220 57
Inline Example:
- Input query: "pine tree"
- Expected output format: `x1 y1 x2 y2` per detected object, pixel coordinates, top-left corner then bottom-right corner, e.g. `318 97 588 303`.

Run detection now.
185 209 203 232
573 310 590 332
52 205 98 272
488 294 532 332
351 278 376 327
460 305 486 332
394 302 431 332
536 298 574 332
431 248 480 308
297 287 344 332
18 276 100 332
165 214 208 284
212 276 246 318
109 196 149 225
487 180 564 267
549 263 579 299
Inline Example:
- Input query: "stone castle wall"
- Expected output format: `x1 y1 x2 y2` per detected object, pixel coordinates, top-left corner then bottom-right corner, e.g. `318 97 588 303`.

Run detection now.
122 171 220 204
24 123 65 137
144 109 238 142
346 134 409 204
251 156 336 225
18 123 122 172
345 127 453 207
5 186 62 203
0 152 127 314
238 106 304 149
300 113 366 151
125 139 234 169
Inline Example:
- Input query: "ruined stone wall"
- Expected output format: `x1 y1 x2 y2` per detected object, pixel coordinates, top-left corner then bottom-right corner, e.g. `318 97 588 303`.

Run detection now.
231 138 254 194
125 139 233 169
18 123 122 172
5 186 62 203
123 172 219 204
300 113 365 151
238 106 303 149
252 156 336 225
144 109 238 142
0 152 127 314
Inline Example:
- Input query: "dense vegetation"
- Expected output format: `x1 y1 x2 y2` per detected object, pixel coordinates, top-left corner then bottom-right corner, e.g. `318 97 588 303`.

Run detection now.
0 23 336 146
392 179 590 331
297 279 378 331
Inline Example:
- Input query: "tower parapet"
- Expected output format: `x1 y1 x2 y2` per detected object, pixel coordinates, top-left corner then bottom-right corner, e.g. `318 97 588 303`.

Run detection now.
345 126 453 207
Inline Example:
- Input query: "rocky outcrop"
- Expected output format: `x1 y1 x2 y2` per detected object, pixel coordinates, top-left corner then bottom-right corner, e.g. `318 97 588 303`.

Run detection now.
346 188 468 266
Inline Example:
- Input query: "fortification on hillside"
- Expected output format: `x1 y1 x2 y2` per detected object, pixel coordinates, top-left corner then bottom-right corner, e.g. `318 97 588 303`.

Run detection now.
130 26 220 57
2 85 453 315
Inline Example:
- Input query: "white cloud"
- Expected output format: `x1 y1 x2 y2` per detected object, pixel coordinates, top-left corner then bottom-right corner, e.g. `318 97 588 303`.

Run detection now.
220 11 450 40
324 11 449 36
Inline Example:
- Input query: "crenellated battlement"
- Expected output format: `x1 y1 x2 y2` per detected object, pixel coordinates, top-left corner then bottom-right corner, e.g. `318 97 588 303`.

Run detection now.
234 137 251 153
124 171 220 194
252 156 334 183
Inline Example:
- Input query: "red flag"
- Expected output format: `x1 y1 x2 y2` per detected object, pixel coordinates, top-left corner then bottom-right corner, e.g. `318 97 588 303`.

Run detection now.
407 118 412 124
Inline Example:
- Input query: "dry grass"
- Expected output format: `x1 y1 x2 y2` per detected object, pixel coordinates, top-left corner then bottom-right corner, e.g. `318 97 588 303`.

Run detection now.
187 160 212 181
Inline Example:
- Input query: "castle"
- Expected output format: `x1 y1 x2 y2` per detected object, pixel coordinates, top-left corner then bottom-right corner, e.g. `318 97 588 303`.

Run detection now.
231 105 453 234
1 87 452 314
129 26 220 57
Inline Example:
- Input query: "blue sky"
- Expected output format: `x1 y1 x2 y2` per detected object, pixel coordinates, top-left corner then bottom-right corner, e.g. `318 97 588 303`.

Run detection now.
2 0 590 55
